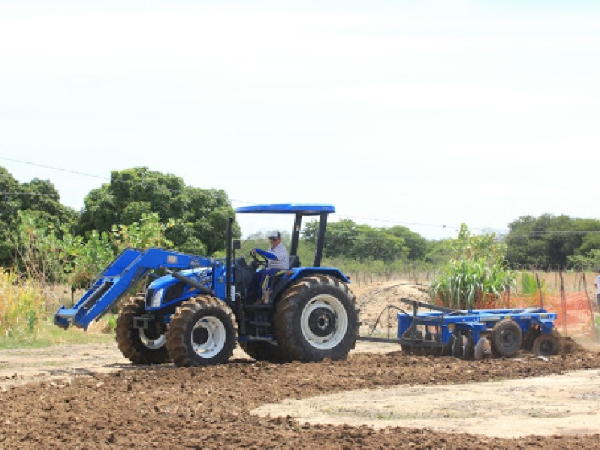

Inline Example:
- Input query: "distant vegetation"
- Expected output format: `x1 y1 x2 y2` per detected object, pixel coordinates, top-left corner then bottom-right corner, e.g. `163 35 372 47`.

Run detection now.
2 164 600 341
505 214 600 269
2 164 600 290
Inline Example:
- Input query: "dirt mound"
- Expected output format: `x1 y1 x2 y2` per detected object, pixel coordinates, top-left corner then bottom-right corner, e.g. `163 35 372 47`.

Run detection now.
2 351 600 448
560 336 588 355
355 281 428 335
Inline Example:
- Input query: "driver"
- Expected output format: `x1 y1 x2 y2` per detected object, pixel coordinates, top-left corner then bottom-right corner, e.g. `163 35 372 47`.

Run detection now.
262 231 289 270
251 231 289 304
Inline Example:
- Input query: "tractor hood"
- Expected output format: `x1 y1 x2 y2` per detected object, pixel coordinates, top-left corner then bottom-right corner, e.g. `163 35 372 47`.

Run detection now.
148 267 212 291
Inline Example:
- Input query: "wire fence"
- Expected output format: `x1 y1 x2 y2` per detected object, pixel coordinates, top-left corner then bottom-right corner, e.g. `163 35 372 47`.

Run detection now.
345 269 433 287
347 268 599 338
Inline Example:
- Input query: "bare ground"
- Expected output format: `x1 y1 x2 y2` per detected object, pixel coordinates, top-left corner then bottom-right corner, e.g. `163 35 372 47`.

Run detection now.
1 281 600 448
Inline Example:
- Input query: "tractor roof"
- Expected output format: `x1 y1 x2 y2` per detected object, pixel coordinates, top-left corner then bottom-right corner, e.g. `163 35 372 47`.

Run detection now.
235 204 335 215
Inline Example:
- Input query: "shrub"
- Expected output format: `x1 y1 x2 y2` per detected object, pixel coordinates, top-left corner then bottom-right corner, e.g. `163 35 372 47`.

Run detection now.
0 271 46 336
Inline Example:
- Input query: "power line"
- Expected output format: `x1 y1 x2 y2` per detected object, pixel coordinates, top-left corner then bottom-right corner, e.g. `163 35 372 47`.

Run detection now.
2 156 599 237
0 156 106 180
0 192 59 197
337 214 463 230
0 156 251 204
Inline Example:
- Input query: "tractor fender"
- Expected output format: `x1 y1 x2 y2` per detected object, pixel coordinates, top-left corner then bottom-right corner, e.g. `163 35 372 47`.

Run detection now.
271 268 350 304
289 267 350 283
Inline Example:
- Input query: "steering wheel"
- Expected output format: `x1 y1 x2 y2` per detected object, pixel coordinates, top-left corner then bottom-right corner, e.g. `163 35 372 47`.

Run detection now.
250 249 268 269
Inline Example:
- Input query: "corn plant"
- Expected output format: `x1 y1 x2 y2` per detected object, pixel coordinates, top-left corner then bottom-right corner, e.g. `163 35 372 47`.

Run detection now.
430 224 516 309
519 272 548 296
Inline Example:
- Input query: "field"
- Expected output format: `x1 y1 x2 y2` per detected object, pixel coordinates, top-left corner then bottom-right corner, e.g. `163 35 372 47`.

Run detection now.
1 281 600 448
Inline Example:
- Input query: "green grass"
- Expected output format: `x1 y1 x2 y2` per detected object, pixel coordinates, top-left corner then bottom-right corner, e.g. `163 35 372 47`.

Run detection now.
0 317 115 349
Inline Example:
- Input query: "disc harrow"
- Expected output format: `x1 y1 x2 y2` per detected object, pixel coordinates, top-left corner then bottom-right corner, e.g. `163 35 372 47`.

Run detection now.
395 298 559 359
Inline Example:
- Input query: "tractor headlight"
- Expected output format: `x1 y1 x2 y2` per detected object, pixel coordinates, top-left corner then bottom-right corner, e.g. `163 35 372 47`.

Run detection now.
150 289 164 308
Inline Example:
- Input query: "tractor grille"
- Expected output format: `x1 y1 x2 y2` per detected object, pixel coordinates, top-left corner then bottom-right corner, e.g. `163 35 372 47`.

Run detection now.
145 282 188 308
164 283 186 304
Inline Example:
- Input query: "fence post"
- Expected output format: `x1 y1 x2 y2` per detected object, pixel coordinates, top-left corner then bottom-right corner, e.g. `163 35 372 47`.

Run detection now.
559 271 567 337
582 273 596 337
535 272 544 309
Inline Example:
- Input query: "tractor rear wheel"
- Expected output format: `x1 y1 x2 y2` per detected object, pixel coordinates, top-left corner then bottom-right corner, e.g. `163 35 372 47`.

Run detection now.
166 296 237 367
491 319 522 358
532 332 560 357
116 296 169 365
274 275 359 362
240 341 291 363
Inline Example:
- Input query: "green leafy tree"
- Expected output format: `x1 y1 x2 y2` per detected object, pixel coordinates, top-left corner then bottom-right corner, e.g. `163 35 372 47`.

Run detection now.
11 211 176 288
567 249 600 271
10 210 71 283
506 214 600 269
77 167 238 256
302 219 358 258
423 238 454 265
0 166 77 267
302 219 414 262
387 226 428 260
349 225 407 262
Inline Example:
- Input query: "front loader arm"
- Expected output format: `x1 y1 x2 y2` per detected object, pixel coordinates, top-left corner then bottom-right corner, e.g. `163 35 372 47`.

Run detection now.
54 248 212 330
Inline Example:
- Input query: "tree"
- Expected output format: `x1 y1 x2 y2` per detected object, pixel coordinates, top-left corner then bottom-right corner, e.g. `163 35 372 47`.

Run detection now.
302 219 410 262
77 167 238 256
0 166 77 266
387 226 428 260
302 219 358 259
505 214 600 269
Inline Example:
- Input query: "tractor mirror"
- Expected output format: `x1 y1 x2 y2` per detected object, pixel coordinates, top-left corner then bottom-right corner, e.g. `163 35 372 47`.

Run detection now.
233 239 241 250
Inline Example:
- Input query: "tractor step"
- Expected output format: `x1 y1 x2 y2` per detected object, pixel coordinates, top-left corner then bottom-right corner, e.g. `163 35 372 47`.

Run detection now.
244 304 272 310
249 321 271 327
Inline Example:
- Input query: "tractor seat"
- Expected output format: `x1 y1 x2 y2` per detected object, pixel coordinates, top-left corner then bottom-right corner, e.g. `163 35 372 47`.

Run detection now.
288 255 301 269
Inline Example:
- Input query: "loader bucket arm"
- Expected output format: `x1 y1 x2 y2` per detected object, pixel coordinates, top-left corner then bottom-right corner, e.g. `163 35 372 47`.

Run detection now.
54 248 212 330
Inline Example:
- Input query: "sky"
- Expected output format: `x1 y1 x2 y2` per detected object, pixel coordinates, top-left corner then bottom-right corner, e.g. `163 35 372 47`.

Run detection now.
1 0 599 240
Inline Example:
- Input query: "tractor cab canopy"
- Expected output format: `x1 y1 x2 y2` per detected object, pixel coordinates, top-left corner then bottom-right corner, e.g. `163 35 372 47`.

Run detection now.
235 204 335 215
235 203 335 267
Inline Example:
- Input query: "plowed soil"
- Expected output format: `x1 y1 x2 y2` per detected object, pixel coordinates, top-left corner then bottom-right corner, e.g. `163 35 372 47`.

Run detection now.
1 281 600 449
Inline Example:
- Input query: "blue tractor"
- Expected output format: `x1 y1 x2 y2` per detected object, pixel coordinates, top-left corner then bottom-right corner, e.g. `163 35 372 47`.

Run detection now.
54 204 360 366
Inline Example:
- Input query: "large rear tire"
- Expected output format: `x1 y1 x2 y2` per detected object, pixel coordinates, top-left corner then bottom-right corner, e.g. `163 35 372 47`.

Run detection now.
274 275 359 362
166 296 237 367
240 341 291 363
116 296 169 365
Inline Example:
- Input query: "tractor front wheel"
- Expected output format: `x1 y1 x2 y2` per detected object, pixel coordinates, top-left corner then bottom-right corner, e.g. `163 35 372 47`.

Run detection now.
274 275 359 362
166 296 237 367
116 296 170 365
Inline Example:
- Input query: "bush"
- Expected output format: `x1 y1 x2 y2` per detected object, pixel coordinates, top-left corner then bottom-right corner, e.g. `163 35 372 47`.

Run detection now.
0 271 46 336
